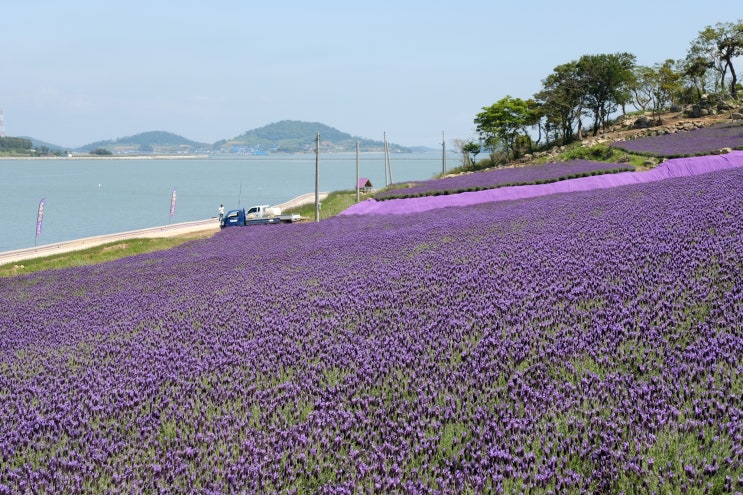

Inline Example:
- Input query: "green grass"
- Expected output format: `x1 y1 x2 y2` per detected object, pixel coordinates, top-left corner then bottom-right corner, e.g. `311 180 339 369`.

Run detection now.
446 142 656 177
0 234 212 278
285 190 367 220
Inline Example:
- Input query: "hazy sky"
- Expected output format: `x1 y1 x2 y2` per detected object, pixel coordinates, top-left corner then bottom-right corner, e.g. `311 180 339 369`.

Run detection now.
2 1 740 148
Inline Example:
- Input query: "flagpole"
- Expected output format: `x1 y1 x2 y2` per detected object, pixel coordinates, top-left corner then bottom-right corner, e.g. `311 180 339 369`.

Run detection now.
169 188 176 224
35 197 46 247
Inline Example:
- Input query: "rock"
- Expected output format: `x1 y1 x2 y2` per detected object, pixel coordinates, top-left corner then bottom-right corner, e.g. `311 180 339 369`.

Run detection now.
632 115 655 128
718 101 734 111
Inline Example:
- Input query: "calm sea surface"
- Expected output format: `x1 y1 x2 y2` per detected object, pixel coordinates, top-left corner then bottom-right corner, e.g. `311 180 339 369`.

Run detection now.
0 153 455 252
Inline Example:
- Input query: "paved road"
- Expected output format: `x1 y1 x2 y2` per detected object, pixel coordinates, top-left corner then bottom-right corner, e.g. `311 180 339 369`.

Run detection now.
0 218 221 266
275 191 328 210
0 192 329 266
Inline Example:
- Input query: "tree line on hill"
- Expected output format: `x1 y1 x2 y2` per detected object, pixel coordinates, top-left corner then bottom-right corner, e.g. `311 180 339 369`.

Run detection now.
459 19 743 168
0 122 409 157
0 137 68 157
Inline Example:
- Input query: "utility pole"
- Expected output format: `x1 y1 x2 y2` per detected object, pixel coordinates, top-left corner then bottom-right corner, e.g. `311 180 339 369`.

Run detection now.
442 131 447 175
356 140 360 202
383 132 389 187
384 132 393 185
315 132 320 222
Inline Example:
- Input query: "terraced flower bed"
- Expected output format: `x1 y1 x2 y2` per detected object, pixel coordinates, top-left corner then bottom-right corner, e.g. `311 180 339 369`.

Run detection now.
374 160 634 200
610 121 743 157
1 166 742 493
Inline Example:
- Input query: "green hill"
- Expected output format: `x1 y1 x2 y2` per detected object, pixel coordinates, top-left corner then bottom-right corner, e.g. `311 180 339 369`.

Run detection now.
76 131 209 154
22 137 67 152
14 121 411 156
214 120 410 153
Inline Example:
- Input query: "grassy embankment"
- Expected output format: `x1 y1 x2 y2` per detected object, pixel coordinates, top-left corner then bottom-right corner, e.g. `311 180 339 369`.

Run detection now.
0 234 215 278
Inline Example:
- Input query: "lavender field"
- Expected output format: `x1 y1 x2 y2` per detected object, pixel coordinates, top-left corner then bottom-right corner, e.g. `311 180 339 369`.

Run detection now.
344 151 743 217
374 160 634 200
610 121 743 157
2 165 743 493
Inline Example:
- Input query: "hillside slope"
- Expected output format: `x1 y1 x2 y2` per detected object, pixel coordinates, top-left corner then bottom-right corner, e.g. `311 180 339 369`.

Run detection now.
213 120 409 153
1 164 742 492
76 131 209 154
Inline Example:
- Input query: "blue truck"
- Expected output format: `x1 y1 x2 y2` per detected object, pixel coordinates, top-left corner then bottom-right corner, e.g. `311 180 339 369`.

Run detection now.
221 204 302 228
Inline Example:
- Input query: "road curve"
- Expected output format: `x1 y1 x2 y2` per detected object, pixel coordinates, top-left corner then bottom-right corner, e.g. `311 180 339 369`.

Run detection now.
0 218 221 266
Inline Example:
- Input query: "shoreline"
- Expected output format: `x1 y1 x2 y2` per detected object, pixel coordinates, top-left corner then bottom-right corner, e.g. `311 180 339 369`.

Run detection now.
0 154 211 160
0 192 329 265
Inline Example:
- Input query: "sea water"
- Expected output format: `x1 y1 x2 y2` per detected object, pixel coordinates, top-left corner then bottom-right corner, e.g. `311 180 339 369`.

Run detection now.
0 153 455 252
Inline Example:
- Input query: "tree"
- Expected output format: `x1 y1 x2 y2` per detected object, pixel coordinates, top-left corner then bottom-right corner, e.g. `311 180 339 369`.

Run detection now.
474 96 534 160
576 53 636 136
714 20 743 98
631 66 654 112
89 148 113 156
0 137 33 150
631 60 682 119
534 61 584 145
687 20 743 98
451 139 482 169
462 141 481 168
681 53 714 101
523 99 543 148
654 60 684 114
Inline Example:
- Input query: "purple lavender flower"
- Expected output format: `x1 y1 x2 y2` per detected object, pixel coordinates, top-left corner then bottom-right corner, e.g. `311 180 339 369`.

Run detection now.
375 159 634 200
1 163 742 493
611 121 743 156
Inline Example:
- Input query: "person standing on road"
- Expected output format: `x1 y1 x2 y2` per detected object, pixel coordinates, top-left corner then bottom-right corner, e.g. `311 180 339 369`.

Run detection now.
218 204 225 222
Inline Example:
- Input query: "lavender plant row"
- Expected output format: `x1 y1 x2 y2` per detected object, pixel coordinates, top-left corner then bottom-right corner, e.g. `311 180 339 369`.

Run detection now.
1 168 743 494
343 151 743 216
373 161 634 200
610 121 743 157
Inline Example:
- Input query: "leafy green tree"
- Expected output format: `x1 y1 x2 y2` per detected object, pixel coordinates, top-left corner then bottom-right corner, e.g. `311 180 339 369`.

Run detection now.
523 98 543 148
576 52 637 135
655 60 684 113
681 53 714 101
451 138 482 168
89 148 113 156
462 141 481 168
0 137 33 150
474 96 534 160
631 60 682 119
631 66 654 112
534 61 585 145
717 20 743 97
688 20 743 98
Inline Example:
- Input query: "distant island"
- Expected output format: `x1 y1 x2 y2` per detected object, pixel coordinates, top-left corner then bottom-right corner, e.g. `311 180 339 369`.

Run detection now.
1 121 414 157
